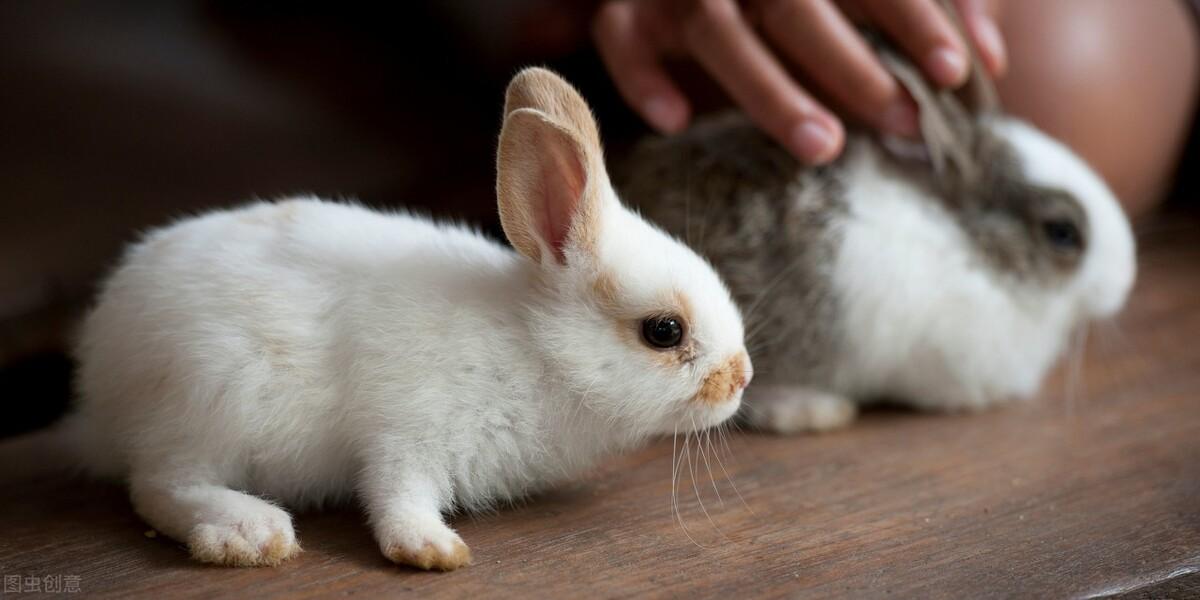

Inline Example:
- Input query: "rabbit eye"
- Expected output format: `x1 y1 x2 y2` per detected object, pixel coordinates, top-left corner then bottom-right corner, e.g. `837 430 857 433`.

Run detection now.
641 316 685 349
1042 219 1082 250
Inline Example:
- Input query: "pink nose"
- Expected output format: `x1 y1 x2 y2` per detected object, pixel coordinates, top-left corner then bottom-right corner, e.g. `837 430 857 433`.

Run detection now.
695 351 753 406
732 352 752 391
739 356 754 389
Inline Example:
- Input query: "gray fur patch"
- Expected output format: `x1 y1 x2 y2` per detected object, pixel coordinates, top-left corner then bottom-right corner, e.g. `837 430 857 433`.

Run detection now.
617 114 846 389
930 137 1089 283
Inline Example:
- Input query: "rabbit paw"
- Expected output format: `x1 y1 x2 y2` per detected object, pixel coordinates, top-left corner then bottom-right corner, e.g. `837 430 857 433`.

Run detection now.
187 506 301 567
745 386 857 434
379 516 472 571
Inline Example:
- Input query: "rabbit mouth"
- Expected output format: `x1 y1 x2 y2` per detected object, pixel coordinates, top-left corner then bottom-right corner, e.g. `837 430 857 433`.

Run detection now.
684 391 744 431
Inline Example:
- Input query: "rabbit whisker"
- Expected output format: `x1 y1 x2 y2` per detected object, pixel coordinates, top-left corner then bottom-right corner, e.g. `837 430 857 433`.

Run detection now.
741 252 814 336
688 415 729 543
700 426 724 508
711 423 755 514
671 424 705 549
1064 322 1089 420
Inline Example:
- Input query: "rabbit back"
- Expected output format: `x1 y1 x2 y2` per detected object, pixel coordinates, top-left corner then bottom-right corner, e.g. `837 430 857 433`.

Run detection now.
71 198 537 503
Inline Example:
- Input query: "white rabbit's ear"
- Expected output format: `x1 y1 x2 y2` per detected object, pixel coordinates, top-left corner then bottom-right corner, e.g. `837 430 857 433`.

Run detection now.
496 68 609 265
502 67 603 153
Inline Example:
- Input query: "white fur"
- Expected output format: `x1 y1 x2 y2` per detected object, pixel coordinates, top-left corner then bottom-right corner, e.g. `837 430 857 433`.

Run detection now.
69 189 747 566
994 119 1137 319
820 118 1136 413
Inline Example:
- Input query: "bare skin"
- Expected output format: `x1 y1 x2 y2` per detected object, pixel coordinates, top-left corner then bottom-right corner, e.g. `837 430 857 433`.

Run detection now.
996 0 1199 216
593 0 1200 215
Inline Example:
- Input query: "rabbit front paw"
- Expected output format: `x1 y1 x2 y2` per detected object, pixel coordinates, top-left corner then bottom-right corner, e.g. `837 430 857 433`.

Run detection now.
744 385 857 433
378 514 472 571
186 506 301 567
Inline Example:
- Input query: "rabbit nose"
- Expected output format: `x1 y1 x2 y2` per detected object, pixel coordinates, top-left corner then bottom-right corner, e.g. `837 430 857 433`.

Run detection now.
694 351 753 406
738 352 753 389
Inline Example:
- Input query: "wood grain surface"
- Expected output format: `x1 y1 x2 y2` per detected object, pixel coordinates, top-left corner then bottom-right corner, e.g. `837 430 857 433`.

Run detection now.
1 211 1197 599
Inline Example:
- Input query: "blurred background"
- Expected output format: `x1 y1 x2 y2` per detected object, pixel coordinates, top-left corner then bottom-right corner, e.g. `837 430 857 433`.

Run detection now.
2 0 1196 439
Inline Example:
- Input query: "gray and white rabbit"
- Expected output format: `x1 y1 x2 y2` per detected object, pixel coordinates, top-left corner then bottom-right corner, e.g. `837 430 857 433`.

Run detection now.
66 68 751 570
621 25 1134 434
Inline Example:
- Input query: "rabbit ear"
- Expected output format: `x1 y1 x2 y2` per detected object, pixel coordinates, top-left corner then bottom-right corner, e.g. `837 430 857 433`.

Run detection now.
881 49 981 185
878 1 1002 188
937 0 1001 115
496 68 609 266
503 67 603 156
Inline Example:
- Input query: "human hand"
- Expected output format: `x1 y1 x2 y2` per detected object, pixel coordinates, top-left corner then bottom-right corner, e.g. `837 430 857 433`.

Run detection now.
592 0 1006 164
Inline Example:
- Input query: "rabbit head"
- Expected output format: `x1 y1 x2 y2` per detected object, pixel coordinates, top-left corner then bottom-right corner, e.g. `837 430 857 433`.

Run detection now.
881 22 1136 332
496 68 752 437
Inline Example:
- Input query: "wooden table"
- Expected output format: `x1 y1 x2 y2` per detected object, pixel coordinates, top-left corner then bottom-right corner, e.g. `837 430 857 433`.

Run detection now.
1 211 1197 599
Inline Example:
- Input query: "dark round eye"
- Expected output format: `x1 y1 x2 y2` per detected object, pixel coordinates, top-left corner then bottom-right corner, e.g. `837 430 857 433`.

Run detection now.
1042 219 1082 250
641 316 684 349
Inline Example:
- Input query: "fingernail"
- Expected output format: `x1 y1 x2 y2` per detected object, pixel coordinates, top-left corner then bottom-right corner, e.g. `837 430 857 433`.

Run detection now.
789 119 839 164
974 17 1007 75
881 100 919 137
927 46 968 87
642 96 685 132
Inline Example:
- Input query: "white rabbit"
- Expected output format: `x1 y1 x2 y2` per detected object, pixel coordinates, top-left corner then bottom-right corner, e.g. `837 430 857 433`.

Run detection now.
623 24 1135 434
67 68 752 570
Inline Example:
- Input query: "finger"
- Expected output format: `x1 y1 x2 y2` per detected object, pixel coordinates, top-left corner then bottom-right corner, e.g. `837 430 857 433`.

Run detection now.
592 1 691 132
681 0 844 163
953 0 1007 76
759 0 919 137
858 0 970 87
